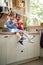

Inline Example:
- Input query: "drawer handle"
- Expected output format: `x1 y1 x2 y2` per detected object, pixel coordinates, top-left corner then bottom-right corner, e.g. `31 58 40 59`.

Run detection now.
4 36 8 38
21 50 23 52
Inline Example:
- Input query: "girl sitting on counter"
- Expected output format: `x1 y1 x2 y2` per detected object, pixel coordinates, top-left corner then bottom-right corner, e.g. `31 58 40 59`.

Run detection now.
4 12 24 45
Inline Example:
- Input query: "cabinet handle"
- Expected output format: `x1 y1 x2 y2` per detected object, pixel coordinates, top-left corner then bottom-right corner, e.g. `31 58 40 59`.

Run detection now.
4 36 8 38
33 35 35 37
21 50 23 52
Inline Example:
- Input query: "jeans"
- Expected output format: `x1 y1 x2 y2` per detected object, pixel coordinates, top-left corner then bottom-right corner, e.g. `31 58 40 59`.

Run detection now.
7 28 21 32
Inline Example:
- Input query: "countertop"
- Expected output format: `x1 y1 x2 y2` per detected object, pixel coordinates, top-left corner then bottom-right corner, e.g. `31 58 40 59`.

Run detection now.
0 31 41 35
0 26 43 35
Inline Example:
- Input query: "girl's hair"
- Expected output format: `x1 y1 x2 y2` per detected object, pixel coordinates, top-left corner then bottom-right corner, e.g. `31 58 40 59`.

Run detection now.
22 1 25 3
16 13 21 18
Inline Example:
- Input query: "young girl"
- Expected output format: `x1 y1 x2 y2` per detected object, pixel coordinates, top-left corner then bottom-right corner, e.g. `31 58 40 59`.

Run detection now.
4 12 24 45
13 14 34 43
16 15 24 30
12 14 24 30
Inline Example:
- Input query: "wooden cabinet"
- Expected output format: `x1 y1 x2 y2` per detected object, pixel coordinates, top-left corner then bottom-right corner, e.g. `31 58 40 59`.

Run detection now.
12 0 16 7
10 0 25 8
11 0 20 8
15 0 20 7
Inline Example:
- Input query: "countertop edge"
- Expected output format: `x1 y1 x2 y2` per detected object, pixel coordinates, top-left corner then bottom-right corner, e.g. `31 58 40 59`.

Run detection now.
0 32 40 35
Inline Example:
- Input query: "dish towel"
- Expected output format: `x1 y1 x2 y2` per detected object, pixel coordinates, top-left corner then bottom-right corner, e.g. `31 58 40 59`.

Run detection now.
40 32 43 48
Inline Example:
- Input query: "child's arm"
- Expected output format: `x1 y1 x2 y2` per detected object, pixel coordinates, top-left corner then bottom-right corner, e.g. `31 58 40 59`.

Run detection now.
20 20 23 24
12 19 18 27
12 19 17 24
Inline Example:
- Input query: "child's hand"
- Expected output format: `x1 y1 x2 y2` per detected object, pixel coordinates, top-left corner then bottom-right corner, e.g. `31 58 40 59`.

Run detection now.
12 19 17 24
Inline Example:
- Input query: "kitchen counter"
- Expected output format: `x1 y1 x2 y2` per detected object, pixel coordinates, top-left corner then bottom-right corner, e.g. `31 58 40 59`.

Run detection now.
0 32 16 35
0 31 40 65
0 32 40 35
0 26 43 35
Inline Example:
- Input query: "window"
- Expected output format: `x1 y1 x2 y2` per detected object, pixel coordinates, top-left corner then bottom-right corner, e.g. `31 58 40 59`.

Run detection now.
0 0 2 3
30 0 43 25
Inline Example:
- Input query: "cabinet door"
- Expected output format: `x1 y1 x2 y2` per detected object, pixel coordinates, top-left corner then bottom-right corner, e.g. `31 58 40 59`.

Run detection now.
31 34 40 57
0 35 8 65
16 39 28 62
27 36 34 59
27 34 40 59
7 35 18 64
12 0 16 7
34 35 40 57
0 35 2 65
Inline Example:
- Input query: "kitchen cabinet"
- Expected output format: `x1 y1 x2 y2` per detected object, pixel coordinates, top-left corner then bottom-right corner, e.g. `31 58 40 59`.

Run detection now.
16 39 28 62
27 40 35 59
7 35 18 64
16 34 40 62
15 0 20 7
0 35 2 65
0 0 8 12
0 35 7 65
0 35 18 65
34 34 40 57
12 0 25 8
0 34 40 65
27 34 40 59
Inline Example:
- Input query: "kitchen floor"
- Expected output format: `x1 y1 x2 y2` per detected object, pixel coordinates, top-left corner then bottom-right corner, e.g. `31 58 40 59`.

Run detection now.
19 59 43 65
8 58 43 65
